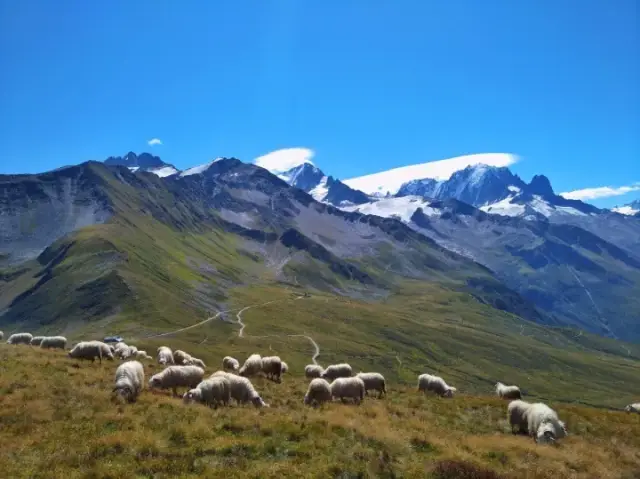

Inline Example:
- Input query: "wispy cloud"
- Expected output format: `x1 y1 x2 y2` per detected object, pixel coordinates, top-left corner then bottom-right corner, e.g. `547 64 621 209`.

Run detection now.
254 148 315 175
560 183 640 201
147 138 163 146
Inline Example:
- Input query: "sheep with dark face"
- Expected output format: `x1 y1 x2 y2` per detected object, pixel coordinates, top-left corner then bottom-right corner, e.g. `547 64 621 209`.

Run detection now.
113 361 145 403
625 403 640 413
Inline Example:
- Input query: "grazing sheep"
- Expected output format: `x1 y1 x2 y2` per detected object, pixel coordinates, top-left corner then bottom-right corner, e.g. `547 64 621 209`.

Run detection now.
112 361 145 403
7 333 33 345
225 375 268 407
115 345 133 360
239 354 262 377
187 357 206 369
417 374 457 398
281 361 289 374
330 377 366 404
209 370 234 379
356 372 386 398
625 403 640 413
304 378 332 407
68 341 114 363
40 336 67 350
128 345 138 356
114 342 128 352
261 356 284 382
526 403 567 444
173 350 193 365
305 364 324 379
135 350 153 360
222 356 240 372
183 377 231 408
30 336 46 346
508 400 532 435
157 346 174 365
321 363 353 381
496 382 522 400
148 365 205 397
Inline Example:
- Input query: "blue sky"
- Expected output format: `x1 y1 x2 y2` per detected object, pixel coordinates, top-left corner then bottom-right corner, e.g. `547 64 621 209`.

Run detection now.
0 0 637 207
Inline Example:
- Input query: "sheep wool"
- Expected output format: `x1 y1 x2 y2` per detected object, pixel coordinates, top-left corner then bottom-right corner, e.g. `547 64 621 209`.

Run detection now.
304 378 332 406
330 377 366 404
356 372 386 398
239 354 262 377
222 356 240 372
148 365 205 396
40 336 67 350
136 350 152 360
526 403 567 444
417 374 457 398
226 375 268 407
495 382 522 400
113 360 145 403
507 400 532 435
157 346 174 366
261 356 284 382
305 364 324 379
281 361 289 374
30 336 46 346
7 332 33 345
0 331 3 341
625 403 640 413
321 363 353 381
183 377 231 407
68 341 114 363
173 350 193 366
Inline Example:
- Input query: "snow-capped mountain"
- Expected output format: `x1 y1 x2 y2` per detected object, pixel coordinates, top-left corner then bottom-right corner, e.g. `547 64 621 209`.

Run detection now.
104 152 179 177
267 162 370 206
612 199 640 216
342 153 518 196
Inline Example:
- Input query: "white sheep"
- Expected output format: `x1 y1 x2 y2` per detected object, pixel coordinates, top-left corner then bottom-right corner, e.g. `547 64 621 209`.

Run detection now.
304 378 332 407
495 382 522 400
112 360 145 403
526 403 568 444
222 356 240 372
173 350 192 365
417 374 457 398
305 364 324 379
183 377 231 408
30 336 46 346
210 370 235 379
0 331 3 341
128 345 138 356
157 346 174 365
261 356 284 382
625 403 640 413
321 363 352 381
330 377 366 404
225 375 268 407
68 341 114 363
115 345 133 360
239 353 262 377
148 365 205 396
40 336 67 350
7 332 33 345
507 400 532 435
281 361 289 374
135 350 153 360
356 372 386 398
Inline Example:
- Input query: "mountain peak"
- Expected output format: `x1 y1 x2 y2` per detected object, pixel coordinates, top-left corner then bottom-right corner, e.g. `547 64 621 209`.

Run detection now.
528 175 554 197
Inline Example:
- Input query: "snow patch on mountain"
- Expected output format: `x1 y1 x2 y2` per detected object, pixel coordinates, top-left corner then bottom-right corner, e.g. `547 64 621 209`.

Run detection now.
309 176 329 202
179 158 223 177
612 205 639 216
341 196 440 222
148 166 179 178
343 153 518 196
254 148 315 176
480 197 526 216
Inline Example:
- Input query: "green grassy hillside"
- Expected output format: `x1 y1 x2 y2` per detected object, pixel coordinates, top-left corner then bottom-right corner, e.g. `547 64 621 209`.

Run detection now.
1 345 639 478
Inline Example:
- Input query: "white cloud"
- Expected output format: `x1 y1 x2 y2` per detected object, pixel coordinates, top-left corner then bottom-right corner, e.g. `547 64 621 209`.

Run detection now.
254 147 315 175
560 184 640 201
147 138 163 146
343 153 519 196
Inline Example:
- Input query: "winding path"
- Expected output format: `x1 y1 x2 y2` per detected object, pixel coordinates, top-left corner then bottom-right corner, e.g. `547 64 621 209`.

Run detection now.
286 334 320 365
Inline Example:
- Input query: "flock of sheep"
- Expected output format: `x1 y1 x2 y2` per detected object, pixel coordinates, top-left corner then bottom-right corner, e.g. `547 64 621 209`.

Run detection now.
4 330 640 444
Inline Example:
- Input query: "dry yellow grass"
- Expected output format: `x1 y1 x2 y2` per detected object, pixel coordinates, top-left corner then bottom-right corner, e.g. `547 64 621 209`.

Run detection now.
1 344 639 478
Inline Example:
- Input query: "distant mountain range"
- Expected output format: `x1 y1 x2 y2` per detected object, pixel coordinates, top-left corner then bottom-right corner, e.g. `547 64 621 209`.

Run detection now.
1 152 638 342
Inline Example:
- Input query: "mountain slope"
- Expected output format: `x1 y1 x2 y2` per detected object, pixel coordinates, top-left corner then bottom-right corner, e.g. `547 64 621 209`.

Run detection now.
344 196 640 340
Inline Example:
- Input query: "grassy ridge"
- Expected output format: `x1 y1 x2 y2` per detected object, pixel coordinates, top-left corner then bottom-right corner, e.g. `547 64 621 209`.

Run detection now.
1 345 639 478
